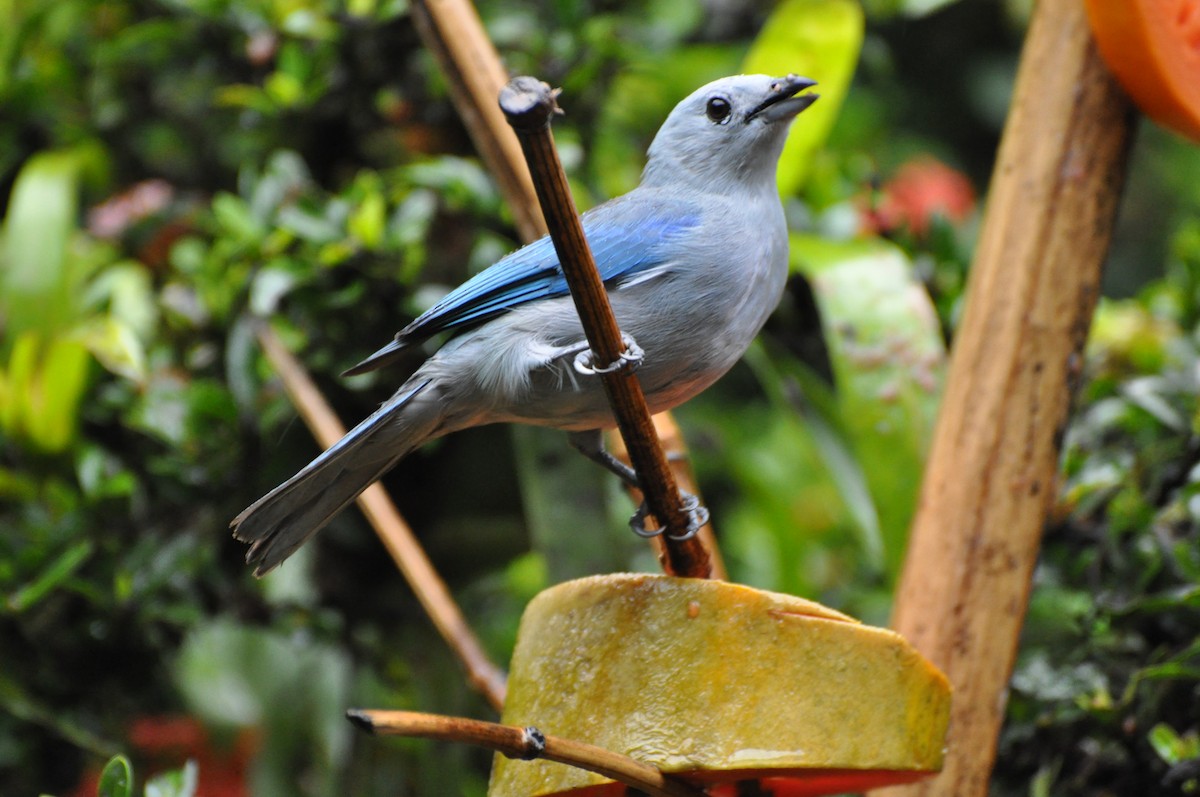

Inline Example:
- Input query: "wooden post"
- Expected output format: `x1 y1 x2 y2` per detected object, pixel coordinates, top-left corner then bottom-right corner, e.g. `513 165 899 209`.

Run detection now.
879 2 1135 795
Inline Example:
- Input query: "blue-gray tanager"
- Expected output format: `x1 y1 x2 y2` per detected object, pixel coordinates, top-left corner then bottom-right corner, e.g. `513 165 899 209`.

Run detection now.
233 74 818 574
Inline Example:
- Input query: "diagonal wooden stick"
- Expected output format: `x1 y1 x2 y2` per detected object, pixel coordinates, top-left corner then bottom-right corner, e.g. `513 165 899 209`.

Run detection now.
255 326 507 711
409 0 545 242
347 709 707 797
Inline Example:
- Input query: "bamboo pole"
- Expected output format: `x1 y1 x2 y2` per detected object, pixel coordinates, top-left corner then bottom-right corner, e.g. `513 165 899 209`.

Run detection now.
878 3 1136 795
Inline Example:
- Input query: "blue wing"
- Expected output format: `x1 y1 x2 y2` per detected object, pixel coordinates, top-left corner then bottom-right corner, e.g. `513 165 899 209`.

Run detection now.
344 192 700 375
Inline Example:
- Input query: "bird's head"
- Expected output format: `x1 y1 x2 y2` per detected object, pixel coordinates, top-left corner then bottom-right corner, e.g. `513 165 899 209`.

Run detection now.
642 74 818 193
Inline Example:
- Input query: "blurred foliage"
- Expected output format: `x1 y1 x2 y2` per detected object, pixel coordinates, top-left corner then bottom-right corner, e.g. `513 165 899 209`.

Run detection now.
0 0 1198 794
89 754 197 797
994 220 1200 796
98 755 135 797
743 0 863 195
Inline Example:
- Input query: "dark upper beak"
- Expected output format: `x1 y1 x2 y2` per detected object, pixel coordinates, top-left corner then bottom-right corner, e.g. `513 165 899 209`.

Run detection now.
746 74 819 122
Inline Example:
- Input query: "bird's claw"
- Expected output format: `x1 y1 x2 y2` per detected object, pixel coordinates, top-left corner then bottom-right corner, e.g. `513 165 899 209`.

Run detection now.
573 333 644 376
629 491 710 541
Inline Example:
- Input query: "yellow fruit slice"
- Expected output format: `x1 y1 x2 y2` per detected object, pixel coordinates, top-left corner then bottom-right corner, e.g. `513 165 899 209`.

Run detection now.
489 574 950 796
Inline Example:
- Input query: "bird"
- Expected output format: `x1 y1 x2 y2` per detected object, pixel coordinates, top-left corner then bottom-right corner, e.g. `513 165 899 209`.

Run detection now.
232 73 819 575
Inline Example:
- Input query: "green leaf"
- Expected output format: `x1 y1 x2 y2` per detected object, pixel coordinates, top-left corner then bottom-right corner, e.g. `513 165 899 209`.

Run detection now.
249 265 298 316
280 8 337 40
743 343 884 570
277 205 341 244
348 189 386 248
1150 723 1188 765
73 317 147 383
1 331 93 453
96 755 134 797
76 444 137 499
85 262 159 342
1 150 80 336
265 70 304 107
213 84 276 114
29 335 93 453
145 760 198 797
742 0 864 195
211 192 265 243
6 540 94 612
789 235 945 574
0 331 34 438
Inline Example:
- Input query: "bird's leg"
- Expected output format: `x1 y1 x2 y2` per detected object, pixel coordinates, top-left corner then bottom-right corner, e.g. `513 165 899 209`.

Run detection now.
567 429 640 488
566 429 710 541
628 491 709 541
572 332 644 376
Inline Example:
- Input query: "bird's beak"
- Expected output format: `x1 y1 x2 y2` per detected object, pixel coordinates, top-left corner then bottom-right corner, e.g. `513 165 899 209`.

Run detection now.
746 75 819 123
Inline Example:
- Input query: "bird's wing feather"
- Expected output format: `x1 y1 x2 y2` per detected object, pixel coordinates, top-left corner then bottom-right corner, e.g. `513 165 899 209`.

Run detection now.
344 194 701 375
406 194 701 338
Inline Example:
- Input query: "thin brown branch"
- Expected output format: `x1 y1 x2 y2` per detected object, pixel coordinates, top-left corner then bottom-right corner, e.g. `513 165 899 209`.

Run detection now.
255 325 507 712
498 77 713 579
347 709 707 797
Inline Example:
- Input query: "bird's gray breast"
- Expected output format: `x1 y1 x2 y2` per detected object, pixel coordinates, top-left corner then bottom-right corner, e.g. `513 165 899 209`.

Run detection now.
615 198 788 410
430 193 788 432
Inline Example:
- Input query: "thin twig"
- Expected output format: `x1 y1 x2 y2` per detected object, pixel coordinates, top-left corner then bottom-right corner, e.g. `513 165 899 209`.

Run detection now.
498 77 713 579
243 0 521 711
255 325 507 711
347 709 707 797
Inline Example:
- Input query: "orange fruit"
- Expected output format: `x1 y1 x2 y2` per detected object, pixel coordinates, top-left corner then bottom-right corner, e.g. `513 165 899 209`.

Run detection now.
1085 0 1200 141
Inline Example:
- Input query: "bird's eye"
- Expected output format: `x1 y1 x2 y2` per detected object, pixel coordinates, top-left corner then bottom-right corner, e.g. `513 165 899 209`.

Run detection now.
706 96 732 124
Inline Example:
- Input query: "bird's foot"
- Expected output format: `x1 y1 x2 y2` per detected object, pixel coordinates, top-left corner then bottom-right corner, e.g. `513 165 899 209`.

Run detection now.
573 332 644 376
630 491 710 541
